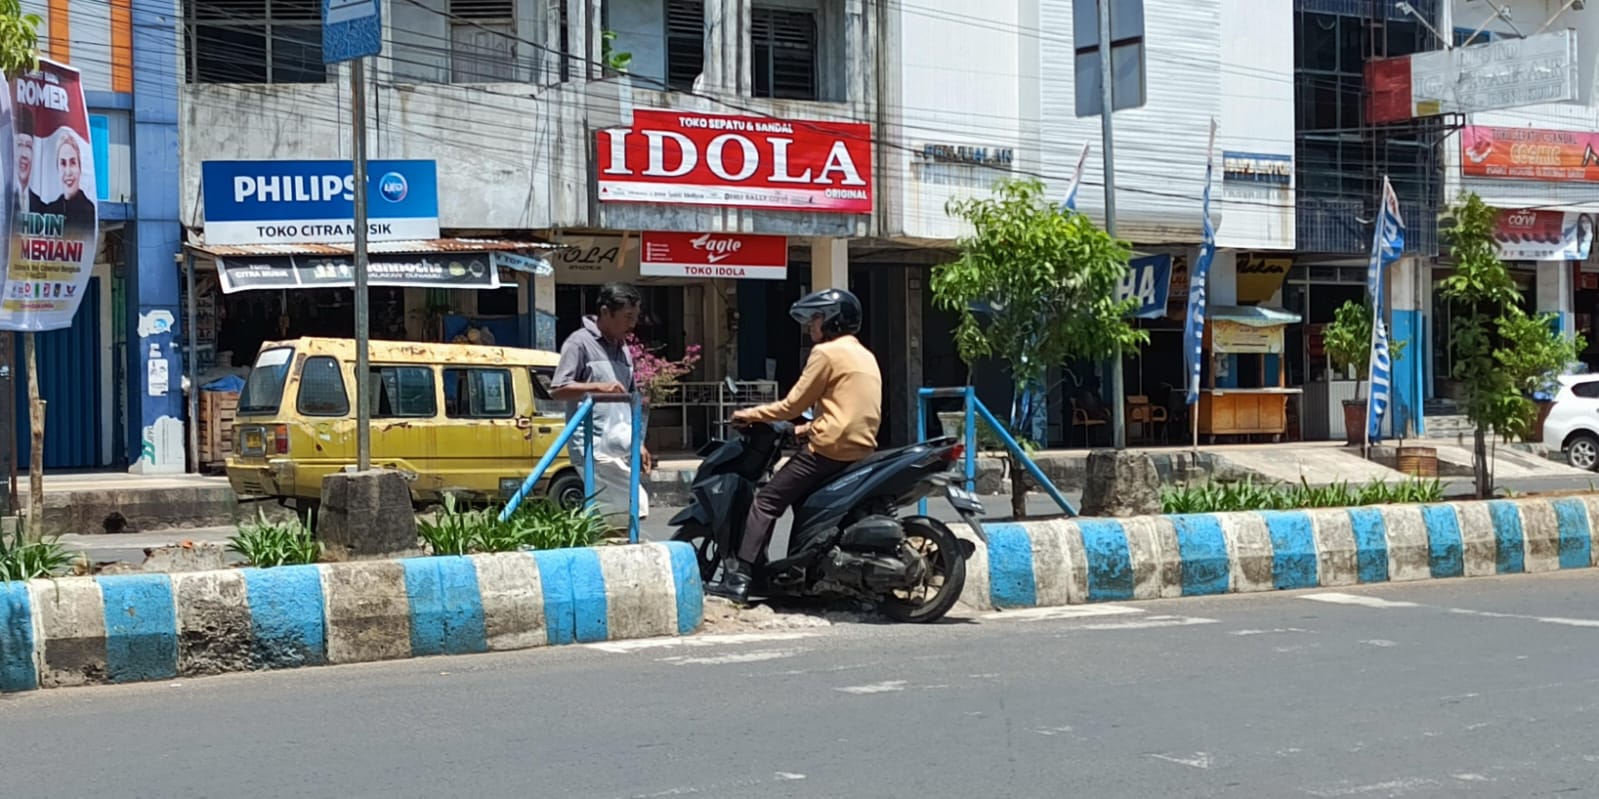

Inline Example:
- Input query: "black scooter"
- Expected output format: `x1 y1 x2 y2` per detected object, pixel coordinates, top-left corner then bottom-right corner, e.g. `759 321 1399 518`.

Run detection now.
668 388 989 623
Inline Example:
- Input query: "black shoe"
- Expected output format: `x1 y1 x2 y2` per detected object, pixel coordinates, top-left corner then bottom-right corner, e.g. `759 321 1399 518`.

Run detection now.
707 558 753 605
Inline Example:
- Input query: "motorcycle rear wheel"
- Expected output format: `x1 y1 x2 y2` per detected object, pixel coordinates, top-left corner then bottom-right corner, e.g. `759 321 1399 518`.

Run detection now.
671 524 723 583
880 516 967 624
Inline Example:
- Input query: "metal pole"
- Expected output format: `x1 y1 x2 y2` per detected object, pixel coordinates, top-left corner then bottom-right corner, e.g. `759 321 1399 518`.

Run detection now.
628 392 643 544
351 57 372 471
185 252 198 474
1099 0 1125 451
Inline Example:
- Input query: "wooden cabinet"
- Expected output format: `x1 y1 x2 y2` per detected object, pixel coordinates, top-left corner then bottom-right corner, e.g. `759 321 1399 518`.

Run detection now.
1197 391 1290 436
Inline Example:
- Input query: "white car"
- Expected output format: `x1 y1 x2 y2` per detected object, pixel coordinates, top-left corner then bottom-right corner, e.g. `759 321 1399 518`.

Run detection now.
1544 374 1599 470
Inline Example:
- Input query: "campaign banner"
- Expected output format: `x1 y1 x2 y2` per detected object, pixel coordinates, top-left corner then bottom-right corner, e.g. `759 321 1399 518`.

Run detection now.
0 61 98 332
597 110 873 214
639 231 788 280
1462 126 1599 183
1184 119 1219 406
200 159 439 245
1493 208 1595 261
1365 177 1405 446
217 251 500 294
1117 254 1171 319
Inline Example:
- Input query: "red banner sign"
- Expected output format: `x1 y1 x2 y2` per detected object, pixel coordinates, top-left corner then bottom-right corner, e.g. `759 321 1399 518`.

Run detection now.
1494 208 1596 261
639 232 789 280
597 110 873 214
1463 126 1599 183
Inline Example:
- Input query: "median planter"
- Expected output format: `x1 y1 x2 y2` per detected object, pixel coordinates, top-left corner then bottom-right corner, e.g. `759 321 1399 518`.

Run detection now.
1341 400 1366 447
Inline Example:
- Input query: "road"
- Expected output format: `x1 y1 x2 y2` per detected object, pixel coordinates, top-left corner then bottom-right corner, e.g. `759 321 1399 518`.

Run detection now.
7 572 1599 797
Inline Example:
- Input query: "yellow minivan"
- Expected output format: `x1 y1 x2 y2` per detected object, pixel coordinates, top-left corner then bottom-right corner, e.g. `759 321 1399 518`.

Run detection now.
225 337 585 511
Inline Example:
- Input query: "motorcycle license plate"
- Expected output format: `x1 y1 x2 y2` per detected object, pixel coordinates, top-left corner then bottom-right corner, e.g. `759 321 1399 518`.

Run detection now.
946 485 984 513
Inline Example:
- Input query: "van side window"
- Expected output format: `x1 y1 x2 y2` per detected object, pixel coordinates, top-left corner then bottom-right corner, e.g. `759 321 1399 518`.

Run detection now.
297 356 350 416
530 368 562 416
444 368 515 419
368 366 437 418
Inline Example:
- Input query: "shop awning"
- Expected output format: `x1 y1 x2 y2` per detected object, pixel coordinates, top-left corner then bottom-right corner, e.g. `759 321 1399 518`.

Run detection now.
1209 304 1302 326
185 238 561 293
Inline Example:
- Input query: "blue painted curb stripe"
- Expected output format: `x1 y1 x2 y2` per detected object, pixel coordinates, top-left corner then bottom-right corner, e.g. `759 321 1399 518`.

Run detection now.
1551 498 1592 570
1421 505 1464 578
0 582 37 692
242 566 326 669
985 524 1037 608
403 557 488 658
1346 508 1390 584
531 550 579 645
96 575 178 684
1171 514 1229 596
1487 501 1525 574
1079 520 1134 602
567 549 609 643
665 541 704 635
1261 511 1318 590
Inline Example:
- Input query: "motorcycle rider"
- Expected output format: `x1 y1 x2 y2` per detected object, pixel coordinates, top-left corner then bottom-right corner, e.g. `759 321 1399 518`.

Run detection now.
707 288 882 604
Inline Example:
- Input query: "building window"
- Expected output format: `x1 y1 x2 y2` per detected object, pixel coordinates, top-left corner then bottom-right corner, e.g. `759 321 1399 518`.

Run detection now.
751 7 818 100
444 368 515 418
368 366 437 418
296 356 350 417
185 0 326 84
451 0 517 83
666 0 705 91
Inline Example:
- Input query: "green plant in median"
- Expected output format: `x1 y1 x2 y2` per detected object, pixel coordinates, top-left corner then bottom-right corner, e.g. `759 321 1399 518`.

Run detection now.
507 498 612 550
419 495 611 555
418 495 491 556
1161 476 1443 514
228 509 321 568
0 530 75 581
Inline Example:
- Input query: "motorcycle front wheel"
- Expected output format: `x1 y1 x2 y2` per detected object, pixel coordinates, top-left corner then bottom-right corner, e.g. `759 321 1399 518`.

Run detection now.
880 516 968 624
670 524 723 583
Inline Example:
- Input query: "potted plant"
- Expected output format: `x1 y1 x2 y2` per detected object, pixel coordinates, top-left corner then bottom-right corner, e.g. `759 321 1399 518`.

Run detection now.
1321 299 1408 448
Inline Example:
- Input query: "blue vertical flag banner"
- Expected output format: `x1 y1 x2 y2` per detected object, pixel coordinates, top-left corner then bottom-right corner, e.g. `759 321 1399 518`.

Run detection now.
1184 119 1220 407
1064 143 1090 211
1364 176 1405 446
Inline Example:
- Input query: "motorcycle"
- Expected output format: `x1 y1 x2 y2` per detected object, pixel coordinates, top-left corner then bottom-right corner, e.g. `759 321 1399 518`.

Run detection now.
668 382 989 623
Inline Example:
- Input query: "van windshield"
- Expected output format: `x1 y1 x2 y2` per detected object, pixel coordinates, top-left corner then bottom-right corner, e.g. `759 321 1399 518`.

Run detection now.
239 347 295 415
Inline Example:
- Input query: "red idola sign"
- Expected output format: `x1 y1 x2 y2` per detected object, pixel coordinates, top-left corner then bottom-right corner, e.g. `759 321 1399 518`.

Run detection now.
596 110 873 214
639 232 789 280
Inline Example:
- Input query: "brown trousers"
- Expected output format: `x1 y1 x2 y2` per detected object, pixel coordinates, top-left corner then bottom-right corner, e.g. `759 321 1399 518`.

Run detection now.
737 448 852 564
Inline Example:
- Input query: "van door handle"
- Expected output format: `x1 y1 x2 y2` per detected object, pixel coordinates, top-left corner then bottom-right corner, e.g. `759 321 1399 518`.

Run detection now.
537 426 553 434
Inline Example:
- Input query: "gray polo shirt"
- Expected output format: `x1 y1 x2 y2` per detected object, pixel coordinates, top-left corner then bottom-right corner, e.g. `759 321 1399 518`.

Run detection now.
551 316 636 459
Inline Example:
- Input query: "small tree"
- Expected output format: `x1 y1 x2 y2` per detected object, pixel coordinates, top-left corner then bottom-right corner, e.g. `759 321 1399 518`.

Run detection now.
1438 193 1583 498
931 178 1147 518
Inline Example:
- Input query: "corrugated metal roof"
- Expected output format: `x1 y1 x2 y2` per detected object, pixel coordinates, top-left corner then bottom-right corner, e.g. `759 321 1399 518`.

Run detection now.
1209 305 1302 326
187 238 562 257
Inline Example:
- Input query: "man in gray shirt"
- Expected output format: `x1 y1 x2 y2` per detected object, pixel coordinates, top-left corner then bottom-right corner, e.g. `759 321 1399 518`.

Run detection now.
550 282 653 523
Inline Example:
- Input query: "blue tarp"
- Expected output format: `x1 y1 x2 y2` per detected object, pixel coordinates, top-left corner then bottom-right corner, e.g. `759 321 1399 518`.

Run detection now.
202 375 246 393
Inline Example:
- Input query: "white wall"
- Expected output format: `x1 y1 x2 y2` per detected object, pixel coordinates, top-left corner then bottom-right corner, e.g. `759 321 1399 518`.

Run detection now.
1217 0 1296 250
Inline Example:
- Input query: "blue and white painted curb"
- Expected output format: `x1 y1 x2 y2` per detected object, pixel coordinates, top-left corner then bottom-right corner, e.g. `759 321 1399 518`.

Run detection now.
0 542 703 693
962 496 1599 611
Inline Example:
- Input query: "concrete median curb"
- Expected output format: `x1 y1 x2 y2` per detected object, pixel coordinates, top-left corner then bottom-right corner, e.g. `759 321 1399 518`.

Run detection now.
963 496 1598 611
0 542 704 693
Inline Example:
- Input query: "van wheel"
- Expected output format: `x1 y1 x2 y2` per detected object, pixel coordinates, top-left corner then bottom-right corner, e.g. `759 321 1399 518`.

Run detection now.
1568 433 1599 471
547 472 588 511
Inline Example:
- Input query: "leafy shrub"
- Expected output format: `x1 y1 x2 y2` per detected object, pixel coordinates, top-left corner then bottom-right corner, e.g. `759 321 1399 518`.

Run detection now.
1162 476 1444 514
228 509 321 568
0 531 77 581
419 495 611 555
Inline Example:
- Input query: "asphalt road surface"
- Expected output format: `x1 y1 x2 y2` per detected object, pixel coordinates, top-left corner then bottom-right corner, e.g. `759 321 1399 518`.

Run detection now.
8 572 1599 797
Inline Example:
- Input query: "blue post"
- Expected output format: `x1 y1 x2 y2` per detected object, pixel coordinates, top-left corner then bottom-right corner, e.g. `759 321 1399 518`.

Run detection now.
963 387 977 493
628 392 643 544
916 392 930 516
583 410 596 510
501 398 593 521
972 399 1077 516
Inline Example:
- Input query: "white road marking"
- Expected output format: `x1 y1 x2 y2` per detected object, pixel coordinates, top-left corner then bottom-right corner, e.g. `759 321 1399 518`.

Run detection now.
836 680 908 695
586 632 817 654
1148 752 1212 769
1033 726 1073 736
980 605 1143 622
658 649 804 666
1451 608 1599 628
1452 773 1489 782
1360 639 1398 648
1232 628 1310 636
1305 777 1441 797
1301 593 1419 609
617 773 808 798
1082 615 1218 631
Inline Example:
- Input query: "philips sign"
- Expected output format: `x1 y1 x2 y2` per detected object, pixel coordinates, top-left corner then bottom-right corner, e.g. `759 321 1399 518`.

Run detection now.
201 159 439 245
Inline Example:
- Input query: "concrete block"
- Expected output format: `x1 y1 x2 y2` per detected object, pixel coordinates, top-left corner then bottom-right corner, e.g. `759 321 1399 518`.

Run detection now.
1119 515 1180 600
96 574 179 684
317 470 420 561
595 544 677 641
320 561 412 665
1079 450 1162 517
143 542 229 574
1221 512 1275 594
1453 501 1498 578
0 582 38 692
28 578 107 687
1379 505 1431 582
469 552 548 651
1516 499 1561 573
953 517 993 612
173 570 253 677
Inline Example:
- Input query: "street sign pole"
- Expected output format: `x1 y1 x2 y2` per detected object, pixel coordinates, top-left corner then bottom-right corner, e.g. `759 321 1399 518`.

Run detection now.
351 57 371 471
1098 0 1124 450
322 0 381 470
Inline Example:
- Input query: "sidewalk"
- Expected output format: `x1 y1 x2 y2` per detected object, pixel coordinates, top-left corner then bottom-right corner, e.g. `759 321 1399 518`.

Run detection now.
20 439 1592 536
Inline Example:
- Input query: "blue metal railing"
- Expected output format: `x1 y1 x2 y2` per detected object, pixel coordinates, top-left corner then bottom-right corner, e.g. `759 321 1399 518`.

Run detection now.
915 387 1078 517
499 392 645 544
